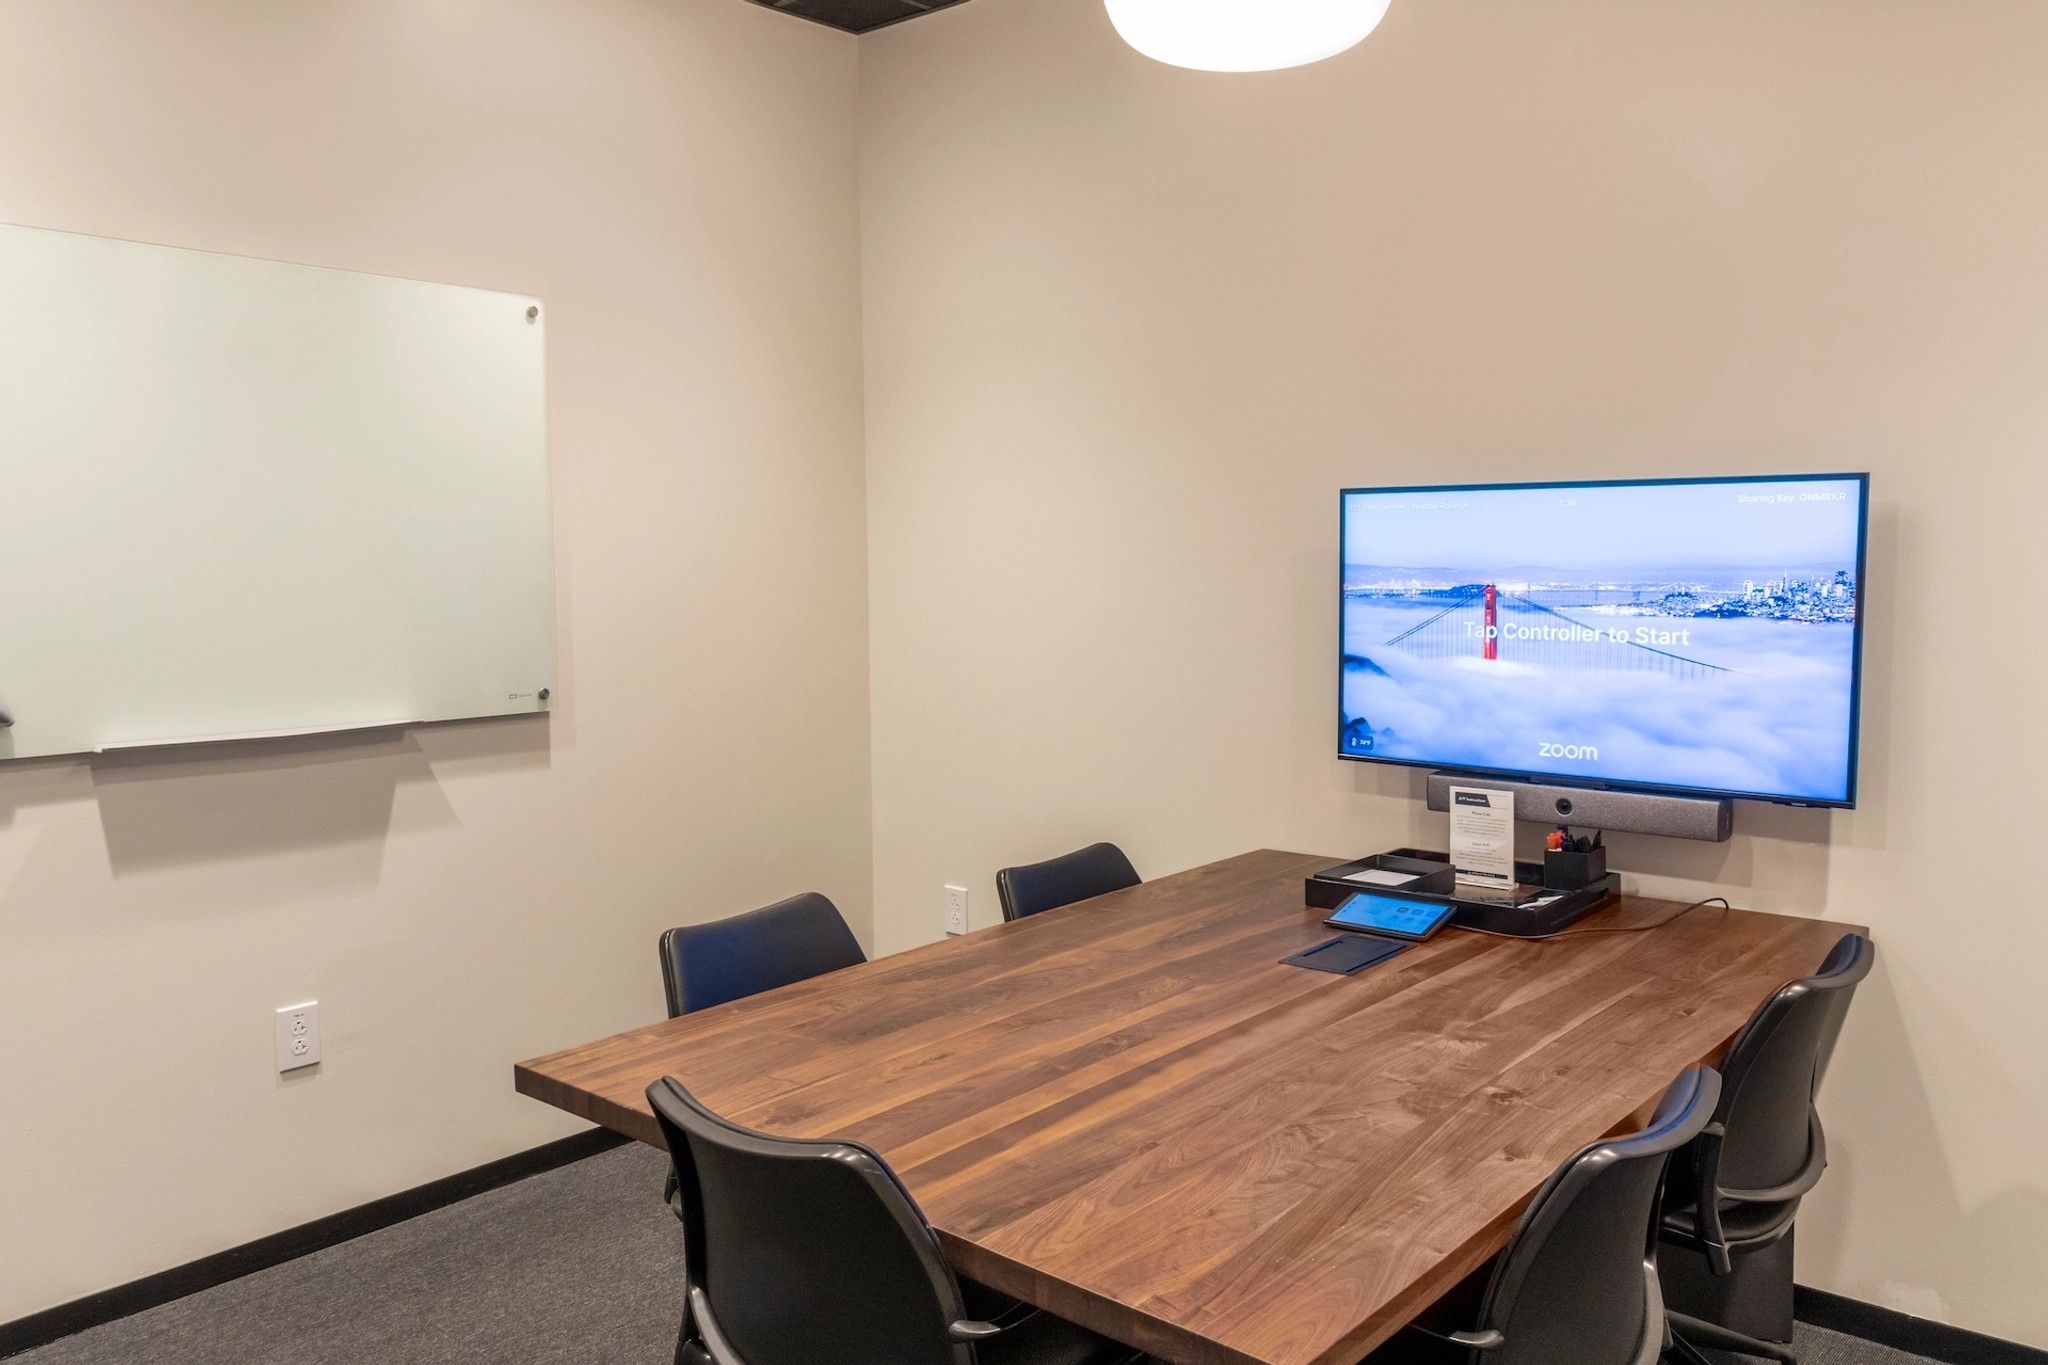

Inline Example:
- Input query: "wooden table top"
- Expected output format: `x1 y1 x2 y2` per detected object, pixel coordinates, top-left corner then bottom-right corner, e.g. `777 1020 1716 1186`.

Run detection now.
516 849 1861 1365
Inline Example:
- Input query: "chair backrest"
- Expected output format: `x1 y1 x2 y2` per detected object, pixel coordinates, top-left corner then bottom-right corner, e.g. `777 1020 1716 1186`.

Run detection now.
649 1076 972 1365
659 892 866 1018
995 842 1141 922
1711 932 1872 1194
1473 1066 1720 1365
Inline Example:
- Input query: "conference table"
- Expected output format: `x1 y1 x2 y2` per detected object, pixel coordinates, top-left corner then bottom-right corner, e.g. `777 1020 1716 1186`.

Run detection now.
515 849 1859 1365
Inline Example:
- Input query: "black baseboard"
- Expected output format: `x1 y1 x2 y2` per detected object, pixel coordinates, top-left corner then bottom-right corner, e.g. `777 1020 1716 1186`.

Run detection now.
1797 1286 2048 1365
0 1126 630 1360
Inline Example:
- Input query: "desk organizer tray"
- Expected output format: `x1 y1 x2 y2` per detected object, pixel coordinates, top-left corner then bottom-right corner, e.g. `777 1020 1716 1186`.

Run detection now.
1304 852 1459 907
1306 848 1619 938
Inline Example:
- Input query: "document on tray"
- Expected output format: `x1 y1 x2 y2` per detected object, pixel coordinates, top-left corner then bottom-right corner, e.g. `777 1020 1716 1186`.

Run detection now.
1343 867 1418 887
1448 785 1517 889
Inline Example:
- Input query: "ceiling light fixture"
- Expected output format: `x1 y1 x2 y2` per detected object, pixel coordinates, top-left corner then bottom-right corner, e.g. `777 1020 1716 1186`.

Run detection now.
1105 0 1391 73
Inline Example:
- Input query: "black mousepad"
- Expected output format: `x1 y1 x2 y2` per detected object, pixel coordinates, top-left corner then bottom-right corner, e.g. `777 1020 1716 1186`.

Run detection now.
1281 933 1410 975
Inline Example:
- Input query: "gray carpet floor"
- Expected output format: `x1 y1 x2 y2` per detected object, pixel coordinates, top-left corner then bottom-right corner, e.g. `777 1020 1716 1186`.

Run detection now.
16 1141 1940 1365
20 1143 686 1365
1691 1332 1935 1365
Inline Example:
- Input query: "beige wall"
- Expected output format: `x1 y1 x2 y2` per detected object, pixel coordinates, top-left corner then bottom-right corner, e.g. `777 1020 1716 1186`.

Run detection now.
6 0 2045 1346
860 0 2048 1347
0 0 870 1323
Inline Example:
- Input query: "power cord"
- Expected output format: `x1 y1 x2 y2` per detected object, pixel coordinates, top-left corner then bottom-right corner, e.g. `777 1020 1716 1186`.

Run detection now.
1453 896 1731 942
1541 895 1729 940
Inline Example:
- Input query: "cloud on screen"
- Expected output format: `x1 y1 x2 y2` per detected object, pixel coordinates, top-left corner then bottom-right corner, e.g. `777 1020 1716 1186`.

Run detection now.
1343 650 1854 801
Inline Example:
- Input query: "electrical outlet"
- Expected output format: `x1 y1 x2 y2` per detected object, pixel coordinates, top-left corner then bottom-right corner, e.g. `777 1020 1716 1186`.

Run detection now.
944 885 969 936
275 1001 320 1072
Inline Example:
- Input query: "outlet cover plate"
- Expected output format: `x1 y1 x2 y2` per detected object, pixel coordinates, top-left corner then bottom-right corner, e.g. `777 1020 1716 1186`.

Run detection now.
944 885 968 936
276 1000 320 1072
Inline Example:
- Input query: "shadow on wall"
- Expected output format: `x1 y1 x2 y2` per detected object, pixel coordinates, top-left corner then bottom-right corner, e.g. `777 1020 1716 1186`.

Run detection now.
1591 800 1833 908
0 753 86 833
0 714 550 878
90 728 431 874
1832 501 1897 854
1800 952 2048 1348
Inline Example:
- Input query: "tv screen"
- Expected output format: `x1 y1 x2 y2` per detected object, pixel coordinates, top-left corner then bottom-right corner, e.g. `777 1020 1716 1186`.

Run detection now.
1339 474 1868 806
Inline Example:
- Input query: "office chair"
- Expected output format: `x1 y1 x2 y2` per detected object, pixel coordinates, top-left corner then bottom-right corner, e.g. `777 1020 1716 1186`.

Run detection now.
1370 1066 1720 1365
1656 933 1873 1364
648 1076 1144 1365
658 891 866 1019
995 842 1141 922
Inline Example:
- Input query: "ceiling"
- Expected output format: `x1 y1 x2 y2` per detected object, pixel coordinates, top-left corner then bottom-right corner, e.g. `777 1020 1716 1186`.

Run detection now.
748 0 974 34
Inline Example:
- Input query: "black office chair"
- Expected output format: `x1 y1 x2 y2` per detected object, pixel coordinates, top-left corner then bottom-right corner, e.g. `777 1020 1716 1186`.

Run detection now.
648 1076 1143 1365
1656 933 1873 1364
995 843 1141 922
1370 1066 1720 1365
658 891 866 1019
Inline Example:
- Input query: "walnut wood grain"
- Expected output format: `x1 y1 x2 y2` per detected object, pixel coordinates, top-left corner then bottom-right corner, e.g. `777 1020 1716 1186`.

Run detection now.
516 849 1861 1365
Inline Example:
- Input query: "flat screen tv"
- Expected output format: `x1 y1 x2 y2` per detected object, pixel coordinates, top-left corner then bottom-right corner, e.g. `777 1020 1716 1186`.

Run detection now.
1339 474 1868 807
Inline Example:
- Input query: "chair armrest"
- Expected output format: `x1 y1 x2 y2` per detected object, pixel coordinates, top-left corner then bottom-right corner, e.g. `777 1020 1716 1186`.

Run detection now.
1689 1123 1733 1275
689 1287 754 1365
1405 1325 1507 1350
1447 1330 1507 1349
950 1302 1042 1340
1717 1108 1826 1204
1635 1257 1668 1365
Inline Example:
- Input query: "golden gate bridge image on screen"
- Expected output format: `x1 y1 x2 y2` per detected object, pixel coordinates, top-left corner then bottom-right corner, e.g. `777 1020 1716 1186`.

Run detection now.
1384 584 1730 679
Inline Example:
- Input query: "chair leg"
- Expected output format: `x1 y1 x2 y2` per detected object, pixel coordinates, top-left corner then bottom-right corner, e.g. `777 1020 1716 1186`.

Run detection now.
1658 1228 1797 1343
1669 1311 1796 1364
673 1299 711 1365
1665 1329 1717 1365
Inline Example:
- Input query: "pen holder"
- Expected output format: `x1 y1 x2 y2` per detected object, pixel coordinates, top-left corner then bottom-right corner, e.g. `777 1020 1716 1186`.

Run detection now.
1543 846 1607 891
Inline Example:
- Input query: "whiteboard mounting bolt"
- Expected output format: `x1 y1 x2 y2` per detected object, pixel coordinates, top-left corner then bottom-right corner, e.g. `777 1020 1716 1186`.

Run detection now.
526 306 538 322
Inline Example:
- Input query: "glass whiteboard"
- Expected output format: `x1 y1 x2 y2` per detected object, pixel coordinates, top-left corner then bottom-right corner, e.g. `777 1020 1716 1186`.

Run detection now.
0 222 553 761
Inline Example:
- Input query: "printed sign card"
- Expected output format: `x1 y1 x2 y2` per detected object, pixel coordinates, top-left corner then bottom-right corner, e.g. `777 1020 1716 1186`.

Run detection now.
1448 785 1517 889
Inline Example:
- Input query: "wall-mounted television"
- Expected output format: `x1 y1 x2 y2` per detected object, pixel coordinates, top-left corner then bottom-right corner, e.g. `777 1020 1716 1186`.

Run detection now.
1339 474 1868 808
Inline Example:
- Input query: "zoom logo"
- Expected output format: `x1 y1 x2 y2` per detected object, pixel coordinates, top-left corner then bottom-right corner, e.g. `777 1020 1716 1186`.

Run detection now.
1539 742 1599 761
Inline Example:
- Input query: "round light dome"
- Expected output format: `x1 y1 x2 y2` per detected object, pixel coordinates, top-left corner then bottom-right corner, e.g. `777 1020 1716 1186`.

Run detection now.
1105 0 1392 73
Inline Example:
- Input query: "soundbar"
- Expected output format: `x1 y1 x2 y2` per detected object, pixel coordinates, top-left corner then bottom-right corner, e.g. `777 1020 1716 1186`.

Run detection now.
1425 771 1732 842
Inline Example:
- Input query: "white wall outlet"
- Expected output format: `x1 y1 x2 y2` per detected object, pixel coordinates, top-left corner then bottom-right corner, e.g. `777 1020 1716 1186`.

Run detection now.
275 1001 320 1072
944 885 969 936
